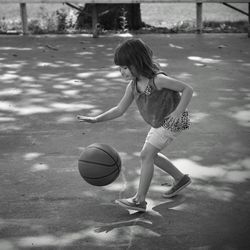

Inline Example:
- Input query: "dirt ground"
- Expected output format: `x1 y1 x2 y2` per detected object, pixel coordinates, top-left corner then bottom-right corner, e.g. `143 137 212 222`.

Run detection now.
0 33 250 250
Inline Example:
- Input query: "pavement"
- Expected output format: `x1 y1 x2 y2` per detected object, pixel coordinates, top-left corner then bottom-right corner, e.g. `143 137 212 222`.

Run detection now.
0 33 250 250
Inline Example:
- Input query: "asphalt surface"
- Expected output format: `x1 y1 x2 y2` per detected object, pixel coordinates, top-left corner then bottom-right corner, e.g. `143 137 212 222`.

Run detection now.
0 33 250 250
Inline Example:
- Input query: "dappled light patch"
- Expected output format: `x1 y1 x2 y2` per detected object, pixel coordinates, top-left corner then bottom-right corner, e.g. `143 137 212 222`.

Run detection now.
31 163 49 172
94 78 106 83
175 72 192 80
242 63 250 67
105 71 121 78
39 73 58 80
50 102 95 112
218 96 235 101
62 89 81 96
119 151 134 161
0 101 16 112
0 116 15 122
150 183 167 193
170 203 190 212
227 109 250 127
0 124 22 132
169 43 184 49
191 184 234 202
0 73 19 81
94 86 108 92
86 108 103 116
190 112 209 123
174 158 250 184
159 62 168 67
77 72 95 78
103 183 125 191
63 79 85 86
56 115 75 124
0 47 32 51
209 101 223 108
133 152 140 157
157 58 168 68
192 91 197 97
25 88 45 95
37 62 60 68
0 63 26 69
188 56 222 64
217 87 234 91
106 53 114 57
58 62 82 68
0 216 161 249
239 87 250 93
23 152 43 161
76 51 94 57
19 76 35 82
17 105 52 115
29 98 46 103
53 84 69 89
0 87 22 96
1 99 95 115
114 33 133 38
0 225 129 249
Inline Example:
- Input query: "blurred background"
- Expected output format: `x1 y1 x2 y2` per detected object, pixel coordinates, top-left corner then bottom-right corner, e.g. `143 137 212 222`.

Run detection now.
0 3 249 34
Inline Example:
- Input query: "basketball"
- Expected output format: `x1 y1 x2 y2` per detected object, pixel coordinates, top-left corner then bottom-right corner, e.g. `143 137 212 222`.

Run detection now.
78 143 121 186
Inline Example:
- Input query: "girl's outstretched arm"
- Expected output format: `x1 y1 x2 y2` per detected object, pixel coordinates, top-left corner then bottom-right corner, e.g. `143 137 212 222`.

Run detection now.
77 82 134 123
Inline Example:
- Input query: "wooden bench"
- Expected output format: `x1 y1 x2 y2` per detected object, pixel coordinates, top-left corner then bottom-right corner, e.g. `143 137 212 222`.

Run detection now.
0 0 249 37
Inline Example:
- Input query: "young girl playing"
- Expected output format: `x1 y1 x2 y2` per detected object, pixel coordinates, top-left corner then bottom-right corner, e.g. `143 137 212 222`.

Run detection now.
77 38 193 212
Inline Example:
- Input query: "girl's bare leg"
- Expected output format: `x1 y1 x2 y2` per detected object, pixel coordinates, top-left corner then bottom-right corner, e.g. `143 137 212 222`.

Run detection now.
134 143 160 203
154 153 184 181
133 144 185 203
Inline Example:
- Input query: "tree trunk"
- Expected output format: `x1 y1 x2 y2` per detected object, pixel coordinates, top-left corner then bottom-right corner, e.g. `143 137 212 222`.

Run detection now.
76 4 143 31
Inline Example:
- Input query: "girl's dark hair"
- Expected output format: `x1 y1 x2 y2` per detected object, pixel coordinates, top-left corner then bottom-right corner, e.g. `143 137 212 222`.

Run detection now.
114 38 159 79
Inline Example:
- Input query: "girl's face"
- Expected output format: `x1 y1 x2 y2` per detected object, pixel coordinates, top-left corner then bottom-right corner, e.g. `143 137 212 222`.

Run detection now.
119 66 134 81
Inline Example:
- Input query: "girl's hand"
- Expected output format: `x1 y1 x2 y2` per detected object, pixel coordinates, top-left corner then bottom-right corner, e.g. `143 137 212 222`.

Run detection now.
164 111 182 127
76 115 97 123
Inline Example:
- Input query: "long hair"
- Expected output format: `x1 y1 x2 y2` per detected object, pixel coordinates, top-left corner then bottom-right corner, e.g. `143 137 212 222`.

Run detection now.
114 38 159 79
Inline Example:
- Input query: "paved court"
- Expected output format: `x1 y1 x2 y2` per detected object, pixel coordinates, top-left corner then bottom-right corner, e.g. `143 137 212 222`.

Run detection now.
0 33 250 250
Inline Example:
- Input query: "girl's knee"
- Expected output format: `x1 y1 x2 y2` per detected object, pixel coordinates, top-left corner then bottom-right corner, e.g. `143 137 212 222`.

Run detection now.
140 145 158 161
140 149 148 161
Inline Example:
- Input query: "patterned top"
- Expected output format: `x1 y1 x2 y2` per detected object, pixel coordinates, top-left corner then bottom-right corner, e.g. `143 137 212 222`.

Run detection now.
131 72 190 131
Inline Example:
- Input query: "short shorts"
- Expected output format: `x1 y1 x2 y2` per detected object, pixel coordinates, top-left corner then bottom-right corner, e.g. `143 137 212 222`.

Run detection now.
145 126 180 150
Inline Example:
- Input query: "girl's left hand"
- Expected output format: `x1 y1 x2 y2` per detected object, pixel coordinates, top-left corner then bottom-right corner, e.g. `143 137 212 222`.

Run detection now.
164 111 182 127
76 115 97 123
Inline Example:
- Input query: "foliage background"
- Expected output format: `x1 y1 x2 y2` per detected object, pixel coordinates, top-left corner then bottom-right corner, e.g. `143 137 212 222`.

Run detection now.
0 3 248 33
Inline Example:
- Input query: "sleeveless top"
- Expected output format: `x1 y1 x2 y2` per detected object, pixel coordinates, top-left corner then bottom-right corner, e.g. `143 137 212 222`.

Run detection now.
131 72 190 131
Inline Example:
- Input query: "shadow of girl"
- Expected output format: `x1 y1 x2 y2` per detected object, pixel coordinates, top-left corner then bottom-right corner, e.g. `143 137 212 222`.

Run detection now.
95 195 187 233
94 195 216 249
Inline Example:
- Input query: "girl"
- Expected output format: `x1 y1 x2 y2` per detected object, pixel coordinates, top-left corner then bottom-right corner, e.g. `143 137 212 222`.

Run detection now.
77 38 193 212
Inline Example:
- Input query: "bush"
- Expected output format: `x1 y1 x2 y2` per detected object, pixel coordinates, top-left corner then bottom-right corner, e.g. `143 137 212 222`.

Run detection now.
0 5 248 34
56 8 67 32
28 19 44 34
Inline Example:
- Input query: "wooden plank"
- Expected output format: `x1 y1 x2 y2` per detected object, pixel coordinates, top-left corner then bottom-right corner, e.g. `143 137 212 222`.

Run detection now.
196 2 203 33
20 3 28 35
92 4 99 38
223 2 249 16
248 2 250 37
0 0 249 3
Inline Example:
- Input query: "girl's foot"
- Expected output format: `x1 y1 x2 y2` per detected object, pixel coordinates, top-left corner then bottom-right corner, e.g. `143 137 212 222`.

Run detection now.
115 198 147 212
163 174 191 198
